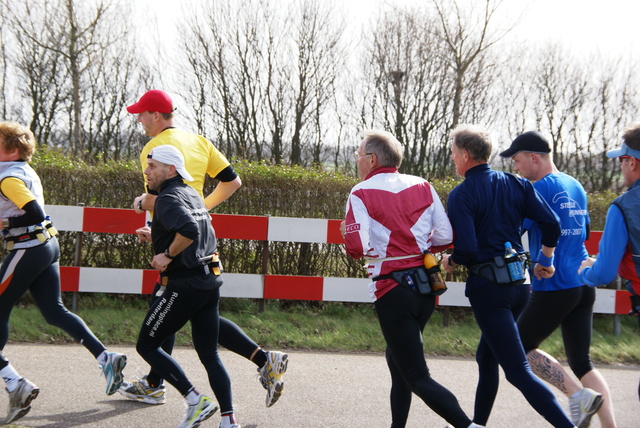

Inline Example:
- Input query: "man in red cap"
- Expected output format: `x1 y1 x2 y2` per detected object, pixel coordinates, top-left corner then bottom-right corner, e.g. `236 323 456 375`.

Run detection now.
122 90 288 420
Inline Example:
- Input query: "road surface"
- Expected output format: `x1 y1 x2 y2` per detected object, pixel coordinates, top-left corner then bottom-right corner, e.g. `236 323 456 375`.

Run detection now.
3 344 638 427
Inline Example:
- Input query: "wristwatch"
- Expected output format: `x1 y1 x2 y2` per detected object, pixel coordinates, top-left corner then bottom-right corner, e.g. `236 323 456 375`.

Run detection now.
137 199 143 211
164 249 175 259
2 218 9 229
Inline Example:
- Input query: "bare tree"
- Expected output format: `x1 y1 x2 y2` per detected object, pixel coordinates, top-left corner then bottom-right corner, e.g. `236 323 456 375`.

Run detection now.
431 0 510 128
2 0 69 146
495 43 640 191
179 0 347 166
288 0 346 166
353 7 456 177
6 0 120 157
3 0 146 159
0 11 7 119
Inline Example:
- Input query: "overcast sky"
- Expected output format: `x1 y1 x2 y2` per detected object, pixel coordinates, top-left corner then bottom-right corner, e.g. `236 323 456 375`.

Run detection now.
138 0 639 57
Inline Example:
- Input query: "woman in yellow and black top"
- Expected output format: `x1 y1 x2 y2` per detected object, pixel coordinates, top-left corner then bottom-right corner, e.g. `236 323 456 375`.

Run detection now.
0 122 126 424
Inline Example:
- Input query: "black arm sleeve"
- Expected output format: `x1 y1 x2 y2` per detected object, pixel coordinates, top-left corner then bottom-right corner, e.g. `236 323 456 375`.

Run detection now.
8 200 46 228
214 165 238 182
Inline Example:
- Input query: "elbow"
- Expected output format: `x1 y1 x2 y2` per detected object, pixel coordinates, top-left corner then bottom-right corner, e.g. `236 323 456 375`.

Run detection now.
233 176 242 190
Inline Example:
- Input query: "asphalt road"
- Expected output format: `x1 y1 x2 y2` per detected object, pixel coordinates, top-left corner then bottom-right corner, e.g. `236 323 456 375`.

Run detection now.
3 344 638 427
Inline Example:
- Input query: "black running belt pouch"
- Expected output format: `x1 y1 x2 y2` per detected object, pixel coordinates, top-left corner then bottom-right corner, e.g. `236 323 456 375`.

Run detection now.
469 255 526 286
373 266 433 295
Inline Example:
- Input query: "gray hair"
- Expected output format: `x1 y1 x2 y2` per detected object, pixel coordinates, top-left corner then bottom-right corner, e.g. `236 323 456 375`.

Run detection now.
450 124 492 162
362 129 403 168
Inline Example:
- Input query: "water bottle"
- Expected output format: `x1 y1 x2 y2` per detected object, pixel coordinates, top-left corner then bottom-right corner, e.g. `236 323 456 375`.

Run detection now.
504 241 525 281
423 251 447 294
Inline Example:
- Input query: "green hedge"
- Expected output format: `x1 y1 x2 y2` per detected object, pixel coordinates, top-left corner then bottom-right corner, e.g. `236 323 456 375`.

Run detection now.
17 148 617 279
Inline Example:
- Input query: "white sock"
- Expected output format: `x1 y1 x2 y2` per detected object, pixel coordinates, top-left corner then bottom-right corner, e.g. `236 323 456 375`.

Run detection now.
0 365 21 392
96 351 109 367
469 423 485 428
185 389 200 406
220 413 237 427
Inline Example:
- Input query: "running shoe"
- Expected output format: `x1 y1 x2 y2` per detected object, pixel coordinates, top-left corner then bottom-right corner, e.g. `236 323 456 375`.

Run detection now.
177 394 218 428
258 351 288 407
100 352 127 395
118 375 165 405
569 387 603 428
6 378 39 424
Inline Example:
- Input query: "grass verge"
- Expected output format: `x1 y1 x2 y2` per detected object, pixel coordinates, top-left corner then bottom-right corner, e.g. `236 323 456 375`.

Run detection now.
7 294 640 366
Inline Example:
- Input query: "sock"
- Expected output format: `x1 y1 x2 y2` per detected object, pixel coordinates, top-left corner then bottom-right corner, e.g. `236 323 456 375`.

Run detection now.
185 388 201 406
251 348 267 369
96 350 109 367
0 365 21 392
220 412 236 427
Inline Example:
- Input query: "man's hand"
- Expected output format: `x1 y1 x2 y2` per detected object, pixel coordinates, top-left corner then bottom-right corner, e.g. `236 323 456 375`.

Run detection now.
340 220 346 238
151 253 171 272
133 194 146 214
534 263 555 280
441 254 455 274
578 257 596 275
135 226 152 243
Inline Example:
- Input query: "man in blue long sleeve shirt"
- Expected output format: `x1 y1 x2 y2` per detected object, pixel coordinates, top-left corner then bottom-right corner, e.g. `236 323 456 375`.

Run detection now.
441 124 574 428
579 122 640 403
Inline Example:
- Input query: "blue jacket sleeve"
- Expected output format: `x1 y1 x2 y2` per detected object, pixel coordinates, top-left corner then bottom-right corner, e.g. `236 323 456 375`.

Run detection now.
580 204 627 286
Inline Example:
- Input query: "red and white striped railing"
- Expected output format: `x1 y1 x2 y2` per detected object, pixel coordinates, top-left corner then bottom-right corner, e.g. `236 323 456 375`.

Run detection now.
45 205 631 315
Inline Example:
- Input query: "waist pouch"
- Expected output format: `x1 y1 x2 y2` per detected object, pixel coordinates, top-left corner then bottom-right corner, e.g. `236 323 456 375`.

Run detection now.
3 220 58 250
373 266 443 296
469 253 528 286
160 259 221 285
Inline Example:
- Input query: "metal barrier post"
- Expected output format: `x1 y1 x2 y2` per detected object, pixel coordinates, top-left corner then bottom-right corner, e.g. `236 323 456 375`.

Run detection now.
614 276 622 336
258 214 270 313
442 253 452 327
71 203 84 312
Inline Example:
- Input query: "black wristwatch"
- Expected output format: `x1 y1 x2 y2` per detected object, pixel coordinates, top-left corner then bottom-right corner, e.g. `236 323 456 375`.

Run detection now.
164 249 175 259
138 199 143 211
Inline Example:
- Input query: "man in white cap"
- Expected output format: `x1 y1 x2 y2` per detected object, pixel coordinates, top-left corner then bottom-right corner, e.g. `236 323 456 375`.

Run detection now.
123 90 288 413
579 122 640 404
137 145 238 428
500 131 615 428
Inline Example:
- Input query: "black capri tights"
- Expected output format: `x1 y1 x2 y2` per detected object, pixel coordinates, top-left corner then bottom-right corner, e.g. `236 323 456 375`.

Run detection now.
518 285 596 380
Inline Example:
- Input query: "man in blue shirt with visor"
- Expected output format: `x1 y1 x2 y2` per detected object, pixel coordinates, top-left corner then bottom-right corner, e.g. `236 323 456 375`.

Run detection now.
580 122 640 406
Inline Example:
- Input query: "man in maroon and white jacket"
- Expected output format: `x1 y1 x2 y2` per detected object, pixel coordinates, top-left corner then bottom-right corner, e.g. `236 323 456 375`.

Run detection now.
341 130 481 428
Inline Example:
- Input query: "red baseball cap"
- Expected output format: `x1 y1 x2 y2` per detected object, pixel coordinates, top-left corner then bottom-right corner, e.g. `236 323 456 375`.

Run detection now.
126 90 173 114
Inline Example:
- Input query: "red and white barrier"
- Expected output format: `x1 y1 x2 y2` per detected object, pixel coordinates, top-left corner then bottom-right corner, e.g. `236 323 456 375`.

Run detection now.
46 205 631 314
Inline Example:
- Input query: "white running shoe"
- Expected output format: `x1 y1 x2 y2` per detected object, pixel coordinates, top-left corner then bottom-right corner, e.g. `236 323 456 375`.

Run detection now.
177 394 218 428
100 352 127 395
569 387 603 428
118 375 166 404
6 378 39 424
258 351 288 407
